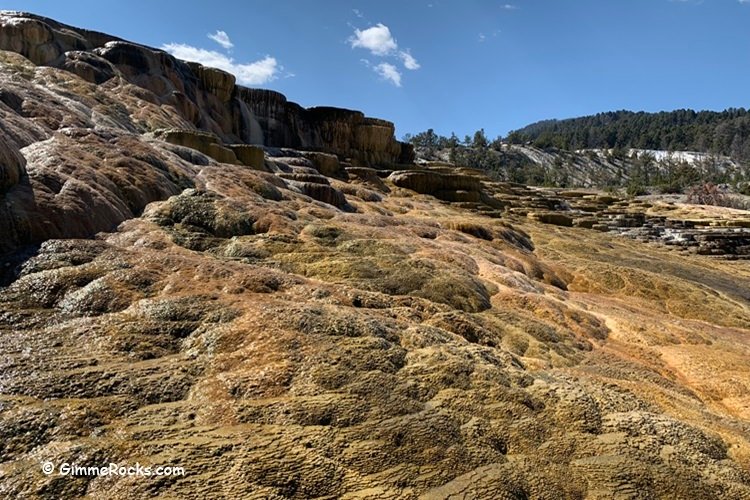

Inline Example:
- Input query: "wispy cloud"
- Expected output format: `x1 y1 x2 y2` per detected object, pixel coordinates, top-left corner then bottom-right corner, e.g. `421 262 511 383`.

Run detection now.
374 62 402 87
399 50 420 70
162 43 280 85
352 9 364 18
207 30 233 50
349 23 420 85
501 3 519 9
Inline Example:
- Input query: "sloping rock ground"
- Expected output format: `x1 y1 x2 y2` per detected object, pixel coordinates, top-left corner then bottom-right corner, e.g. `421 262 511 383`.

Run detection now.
1 11 750 500
3 155 750 499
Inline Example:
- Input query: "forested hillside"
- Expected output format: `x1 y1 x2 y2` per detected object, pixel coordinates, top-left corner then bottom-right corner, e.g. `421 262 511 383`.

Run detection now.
405 124 750 193
505 109 750 161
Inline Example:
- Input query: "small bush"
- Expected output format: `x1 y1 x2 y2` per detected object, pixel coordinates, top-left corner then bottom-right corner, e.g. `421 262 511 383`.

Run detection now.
686 183 726 206
657 182 683 195
626 182 647 197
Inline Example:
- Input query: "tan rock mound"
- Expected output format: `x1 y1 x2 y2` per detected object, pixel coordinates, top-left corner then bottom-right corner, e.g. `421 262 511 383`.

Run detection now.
155 129 240 165
388 169 484 204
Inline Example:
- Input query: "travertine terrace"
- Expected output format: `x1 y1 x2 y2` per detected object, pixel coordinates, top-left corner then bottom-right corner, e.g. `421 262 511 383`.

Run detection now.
1 11 749 499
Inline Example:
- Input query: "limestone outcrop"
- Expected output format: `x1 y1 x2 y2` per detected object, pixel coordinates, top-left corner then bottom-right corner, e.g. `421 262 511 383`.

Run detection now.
155 129 241 165
0 12 115 66
229 144 266 171
0 11 410 259
388 167 484 202
0 11 411 167
238 88 415 166
267 152 349 209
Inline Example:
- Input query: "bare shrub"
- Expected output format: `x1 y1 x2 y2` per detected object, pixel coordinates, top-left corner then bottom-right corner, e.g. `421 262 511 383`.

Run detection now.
686 183 750 210
686 183 726 206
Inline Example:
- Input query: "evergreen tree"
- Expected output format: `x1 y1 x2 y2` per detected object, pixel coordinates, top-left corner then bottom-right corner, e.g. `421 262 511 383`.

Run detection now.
472 128 489 149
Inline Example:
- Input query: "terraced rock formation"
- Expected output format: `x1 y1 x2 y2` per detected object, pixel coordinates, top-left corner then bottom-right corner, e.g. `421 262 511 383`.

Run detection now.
1 11 750 500
519 188 750 258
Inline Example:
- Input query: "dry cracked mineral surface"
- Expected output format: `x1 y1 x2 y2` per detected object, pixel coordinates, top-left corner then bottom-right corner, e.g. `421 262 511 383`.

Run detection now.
1 11 750 500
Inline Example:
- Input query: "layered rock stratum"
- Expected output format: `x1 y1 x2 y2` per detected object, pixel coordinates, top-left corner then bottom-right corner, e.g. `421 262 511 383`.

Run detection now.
1 11 750 500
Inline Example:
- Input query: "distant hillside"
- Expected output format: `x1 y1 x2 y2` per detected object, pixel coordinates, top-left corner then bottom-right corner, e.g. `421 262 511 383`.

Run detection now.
506 109 750 162
415 143 747 193
407 126 749 191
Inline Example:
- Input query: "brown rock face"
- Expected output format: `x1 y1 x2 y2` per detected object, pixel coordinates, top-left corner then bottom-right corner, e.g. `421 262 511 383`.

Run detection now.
301 107 409 166
0 10 410 258
302 151 344 178
0 11 411 167
186 61 236 103
0 129 28 255
0 15 63 65
528 211 574 227
0 128 24 192
239 88 415 166
156 129 240 165
389 169 483 193
228 144 266 171
388 167 485 203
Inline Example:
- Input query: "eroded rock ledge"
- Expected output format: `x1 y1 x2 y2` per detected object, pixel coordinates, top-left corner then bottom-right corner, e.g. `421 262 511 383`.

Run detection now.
0 11 413 167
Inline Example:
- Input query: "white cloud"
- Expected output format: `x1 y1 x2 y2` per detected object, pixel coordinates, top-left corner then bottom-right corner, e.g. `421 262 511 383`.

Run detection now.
349 23 398 56
501 3 519 9
353 9 364 18
349 23 420 83
374 62 402 87
233 56 279 85
207 30 233 50
399 50 420 70
161 43 280 85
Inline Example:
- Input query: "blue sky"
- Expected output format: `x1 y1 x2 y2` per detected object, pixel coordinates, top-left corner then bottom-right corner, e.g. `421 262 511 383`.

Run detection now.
7 1 750 139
